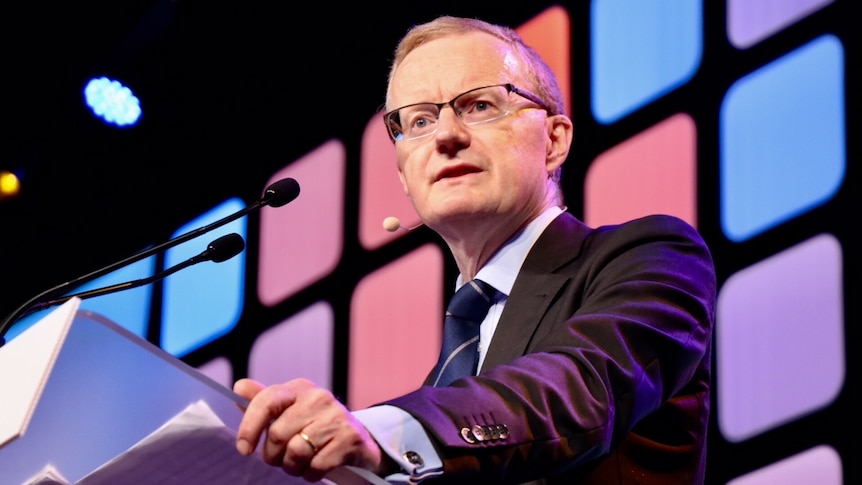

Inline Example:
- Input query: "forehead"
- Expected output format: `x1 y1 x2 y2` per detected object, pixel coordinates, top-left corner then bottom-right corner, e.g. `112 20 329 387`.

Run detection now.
390 32 522 105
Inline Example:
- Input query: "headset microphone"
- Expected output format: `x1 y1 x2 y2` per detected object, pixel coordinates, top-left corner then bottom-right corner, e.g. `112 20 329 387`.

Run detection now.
383 216 423 232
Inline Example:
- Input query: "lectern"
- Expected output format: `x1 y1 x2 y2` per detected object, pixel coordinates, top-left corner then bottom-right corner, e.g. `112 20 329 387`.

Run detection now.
0 298 375 484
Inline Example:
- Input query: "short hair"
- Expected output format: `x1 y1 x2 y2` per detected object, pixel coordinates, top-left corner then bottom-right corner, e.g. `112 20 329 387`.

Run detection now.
386 16 566 117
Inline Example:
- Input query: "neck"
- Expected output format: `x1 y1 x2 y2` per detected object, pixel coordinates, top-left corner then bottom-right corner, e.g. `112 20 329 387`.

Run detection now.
441 211 537 281
432 194 559 280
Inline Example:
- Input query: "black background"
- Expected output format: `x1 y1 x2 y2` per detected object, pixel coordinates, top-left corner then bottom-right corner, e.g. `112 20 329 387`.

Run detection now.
1 1 856 483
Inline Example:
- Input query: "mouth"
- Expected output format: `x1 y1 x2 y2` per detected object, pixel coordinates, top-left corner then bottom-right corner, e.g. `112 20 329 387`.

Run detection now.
436 164 482 181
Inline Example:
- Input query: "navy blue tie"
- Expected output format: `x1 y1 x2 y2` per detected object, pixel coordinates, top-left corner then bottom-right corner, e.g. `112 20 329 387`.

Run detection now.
431 279 499 387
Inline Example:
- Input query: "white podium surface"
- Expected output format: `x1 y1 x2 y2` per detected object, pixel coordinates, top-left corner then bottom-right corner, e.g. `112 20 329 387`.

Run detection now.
0 299 309 484
1 298 78 451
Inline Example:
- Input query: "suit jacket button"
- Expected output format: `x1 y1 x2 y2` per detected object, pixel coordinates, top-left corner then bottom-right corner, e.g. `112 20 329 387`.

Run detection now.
460 427 477 444
402 451 424 467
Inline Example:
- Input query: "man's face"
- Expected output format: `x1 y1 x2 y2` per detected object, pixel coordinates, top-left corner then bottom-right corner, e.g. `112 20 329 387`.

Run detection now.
388 32 558 236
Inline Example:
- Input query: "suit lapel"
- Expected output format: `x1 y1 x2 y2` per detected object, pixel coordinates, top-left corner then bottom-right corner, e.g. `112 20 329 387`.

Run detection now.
480 213 592 371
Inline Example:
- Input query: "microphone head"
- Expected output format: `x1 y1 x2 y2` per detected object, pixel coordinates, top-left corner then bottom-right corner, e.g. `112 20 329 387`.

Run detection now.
383 216 401 232
383 216 425 232
207 233 246 262
263 178 301 207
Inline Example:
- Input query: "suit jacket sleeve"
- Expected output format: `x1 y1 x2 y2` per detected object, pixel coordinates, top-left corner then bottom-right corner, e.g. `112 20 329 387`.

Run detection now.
381 213 717 484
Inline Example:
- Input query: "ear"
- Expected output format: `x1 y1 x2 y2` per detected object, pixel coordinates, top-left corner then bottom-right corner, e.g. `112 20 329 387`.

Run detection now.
546 114 573 174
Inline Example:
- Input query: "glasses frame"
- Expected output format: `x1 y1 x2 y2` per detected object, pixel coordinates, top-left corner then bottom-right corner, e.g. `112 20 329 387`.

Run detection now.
382 83 550 142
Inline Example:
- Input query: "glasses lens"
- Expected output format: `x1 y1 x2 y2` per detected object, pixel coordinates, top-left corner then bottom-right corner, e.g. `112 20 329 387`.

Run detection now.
390 104 439 141
385 111 405 141
453 85 510 125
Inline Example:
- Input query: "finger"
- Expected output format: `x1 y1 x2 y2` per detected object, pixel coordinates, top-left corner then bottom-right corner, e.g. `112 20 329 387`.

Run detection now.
270 430 318 476
299 432 330 483
259 413 300 464
235 384 298 456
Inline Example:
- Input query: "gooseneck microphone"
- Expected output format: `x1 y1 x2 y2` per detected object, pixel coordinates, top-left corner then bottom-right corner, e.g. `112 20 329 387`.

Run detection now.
23 233 245 316
0 178 300 345
261 178 301 208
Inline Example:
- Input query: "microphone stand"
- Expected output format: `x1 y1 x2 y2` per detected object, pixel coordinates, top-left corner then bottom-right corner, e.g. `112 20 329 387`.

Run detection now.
0 178 300 345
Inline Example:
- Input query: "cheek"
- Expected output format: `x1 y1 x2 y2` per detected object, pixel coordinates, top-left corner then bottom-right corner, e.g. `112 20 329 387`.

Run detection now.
506 130 548 174
395 145 414 176
396 149 423 192
506 113 547 149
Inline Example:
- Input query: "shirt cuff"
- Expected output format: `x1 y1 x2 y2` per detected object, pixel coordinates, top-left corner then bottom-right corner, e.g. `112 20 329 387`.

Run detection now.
353 405 443 483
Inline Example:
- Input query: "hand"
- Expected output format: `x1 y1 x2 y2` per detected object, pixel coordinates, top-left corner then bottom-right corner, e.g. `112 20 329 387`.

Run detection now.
234 377 385 482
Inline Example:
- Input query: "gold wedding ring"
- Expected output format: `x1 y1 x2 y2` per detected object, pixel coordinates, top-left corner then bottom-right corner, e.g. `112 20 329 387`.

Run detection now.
299 431 319 454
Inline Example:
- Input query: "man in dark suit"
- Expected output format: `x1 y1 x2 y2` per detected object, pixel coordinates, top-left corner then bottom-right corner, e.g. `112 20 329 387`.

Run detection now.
234 15 716 484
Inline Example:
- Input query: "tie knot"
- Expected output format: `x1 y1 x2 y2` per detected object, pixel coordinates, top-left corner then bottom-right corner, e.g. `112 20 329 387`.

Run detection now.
447 279 498 323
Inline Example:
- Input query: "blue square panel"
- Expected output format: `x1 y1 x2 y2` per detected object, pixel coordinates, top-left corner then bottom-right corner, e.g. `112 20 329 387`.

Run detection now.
161 198 247 357
720 35 845 242
591 0 702 124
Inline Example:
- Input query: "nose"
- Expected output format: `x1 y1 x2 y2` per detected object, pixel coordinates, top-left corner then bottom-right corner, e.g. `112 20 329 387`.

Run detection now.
433 105 470 145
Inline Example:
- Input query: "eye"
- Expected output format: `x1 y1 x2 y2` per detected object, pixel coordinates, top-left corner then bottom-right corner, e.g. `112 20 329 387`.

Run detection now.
402 105 439 134
476 100 495 112
457 95 502 119
413 117 431 129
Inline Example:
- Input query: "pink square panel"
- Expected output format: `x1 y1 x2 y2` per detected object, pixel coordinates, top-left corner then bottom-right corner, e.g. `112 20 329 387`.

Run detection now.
585 113 698 228
257 139 346 306
348 243 444 409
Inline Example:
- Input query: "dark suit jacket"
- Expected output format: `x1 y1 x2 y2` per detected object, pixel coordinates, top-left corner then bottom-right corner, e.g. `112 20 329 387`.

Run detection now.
385 212 716 484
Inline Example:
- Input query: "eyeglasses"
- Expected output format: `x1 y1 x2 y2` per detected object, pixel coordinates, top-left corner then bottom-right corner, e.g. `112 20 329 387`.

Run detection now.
383 83 549 142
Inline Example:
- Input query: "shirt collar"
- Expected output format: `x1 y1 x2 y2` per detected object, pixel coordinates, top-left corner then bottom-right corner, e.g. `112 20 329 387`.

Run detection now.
457 206 564 296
